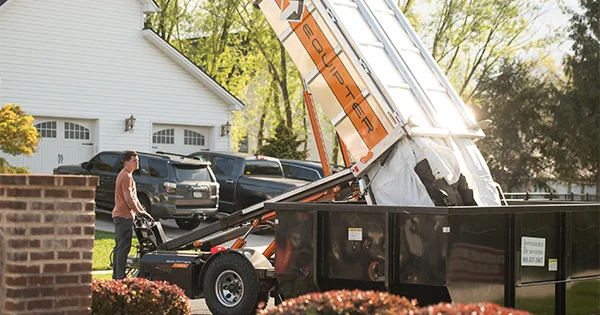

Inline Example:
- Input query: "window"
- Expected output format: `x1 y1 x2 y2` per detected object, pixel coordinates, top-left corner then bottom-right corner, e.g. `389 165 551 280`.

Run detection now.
35 121 57 138
244 160 283 177
64 122 90 140
89 153 121 172
212 156 235 176
282 164 321 181
153 129 174 144
146 158 169 179
174 164 211 181
184 130 205 146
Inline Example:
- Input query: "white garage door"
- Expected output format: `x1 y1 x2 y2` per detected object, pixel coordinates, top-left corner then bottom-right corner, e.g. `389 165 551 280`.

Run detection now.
151 124 210 155
0 118 95 174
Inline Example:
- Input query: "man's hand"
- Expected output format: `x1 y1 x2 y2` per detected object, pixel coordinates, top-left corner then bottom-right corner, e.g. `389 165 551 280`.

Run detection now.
138 211 154 222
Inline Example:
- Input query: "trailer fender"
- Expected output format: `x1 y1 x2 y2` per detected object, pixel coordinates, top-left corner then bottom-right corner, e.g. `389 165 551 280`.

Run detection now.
198 248 274 292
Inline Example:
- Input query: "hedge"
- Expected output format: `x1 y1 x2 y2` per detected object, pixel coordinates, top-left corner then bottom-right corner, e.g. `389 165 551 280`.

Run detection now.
91 277 191 315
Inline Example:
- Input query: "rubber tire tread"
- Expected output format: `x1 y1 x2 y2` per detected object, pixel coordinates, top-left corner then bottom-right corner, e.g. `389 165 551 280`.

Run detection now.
175 218 202 230
203 252 260 315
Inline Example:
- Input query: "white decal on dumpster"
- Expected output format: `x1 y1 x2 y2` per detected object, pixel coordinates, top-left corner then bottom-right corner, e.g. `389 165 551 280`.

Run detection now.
548 258 558 271
348 228 362 241
521 236 546 266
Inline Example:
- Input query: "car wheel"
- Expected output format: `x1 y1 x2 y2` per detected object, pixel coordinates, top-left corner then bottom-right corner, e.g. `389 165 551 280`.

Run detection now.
175 218 202 230
203 252 263 315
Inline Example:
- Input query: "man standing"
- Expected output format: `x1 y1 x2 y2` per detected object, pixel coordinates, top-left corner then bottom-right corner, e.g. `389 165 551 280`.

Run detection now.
112 150 151 279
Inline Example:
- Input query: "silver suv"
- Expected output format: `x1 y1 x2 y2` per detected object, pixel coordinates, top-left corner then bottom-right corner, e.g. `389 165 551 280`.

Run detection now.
53 151 219 230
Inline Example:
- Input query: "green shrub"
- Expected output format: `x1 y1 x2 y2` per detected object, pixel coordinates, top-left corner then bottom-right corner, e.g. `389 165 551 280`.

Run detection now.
91 278 191 315
257 289 417 315
415 302 533 315
258 290 534 315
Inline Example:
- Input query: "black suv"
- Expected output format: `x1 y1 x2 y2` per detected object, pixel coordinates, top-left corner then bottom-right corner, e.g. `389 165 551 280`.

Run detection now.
54 151 219 230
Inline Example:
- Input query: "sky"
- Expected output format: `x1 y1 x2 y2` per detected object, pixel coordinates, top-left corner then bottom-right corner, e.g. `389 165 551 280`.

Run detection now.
535 0 581 62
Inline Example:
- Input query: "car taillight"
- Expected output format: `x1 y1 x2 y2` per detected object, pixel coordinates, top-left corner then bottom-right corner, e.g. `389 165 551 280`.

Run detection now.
163 182 177 194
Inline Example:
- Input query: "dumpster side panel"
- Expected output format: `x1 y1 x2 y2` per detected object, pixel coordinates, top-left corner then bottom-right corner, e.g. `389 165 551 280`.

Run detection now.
518 213 560 283
326 211 387 282
566 278 600 315
274 210 317 298
566 210 600 315
516 284 556 315
445 214 506 305
395 213 447 286
570 211 600 278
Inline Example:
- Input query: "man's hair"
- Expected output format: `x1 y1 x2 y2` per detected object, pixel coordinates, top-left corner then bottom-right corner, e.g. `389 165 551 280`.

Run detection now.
123 151 138 162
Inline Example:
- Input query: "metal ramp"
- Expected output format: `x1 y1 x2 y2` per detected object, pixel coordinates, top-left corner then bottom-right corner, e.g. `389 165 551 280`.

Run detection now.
257 0 500 206
160 168 355 250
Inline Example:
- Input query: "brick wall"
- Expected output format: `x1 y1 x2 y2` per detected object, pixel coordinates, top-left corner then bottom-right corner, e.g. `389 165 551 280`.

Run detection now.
0 174 98 315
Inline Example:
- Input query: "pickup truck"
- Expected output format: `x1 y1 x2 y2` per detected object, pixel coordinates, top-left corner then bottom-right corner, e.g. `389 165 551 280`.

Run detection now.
188 151 308 214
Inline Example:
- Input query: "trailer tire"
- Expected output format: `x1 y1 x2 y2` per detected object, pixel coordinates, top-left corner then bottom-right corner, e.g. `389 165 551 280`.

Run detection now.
203 252 261 315
175 218 202 230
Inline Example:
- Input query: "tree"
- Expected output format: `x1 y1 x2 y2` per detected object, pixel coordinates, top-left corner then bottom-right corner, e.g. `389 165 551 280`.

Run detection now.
418 0 559 103
257 123 307 160
0 104 40 173
547 0 599 196
147 0 309 158
474 60 556 191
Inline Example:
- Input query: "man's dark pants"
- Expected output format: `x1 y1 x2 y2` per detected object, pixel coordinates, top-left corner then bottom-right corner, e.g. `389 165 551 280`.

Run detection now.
112 217 133 279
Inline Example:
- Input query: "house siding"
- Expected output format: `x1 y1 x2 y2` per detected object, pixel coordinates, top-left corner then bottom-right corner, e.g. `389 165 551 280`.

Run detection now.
0 0 232 157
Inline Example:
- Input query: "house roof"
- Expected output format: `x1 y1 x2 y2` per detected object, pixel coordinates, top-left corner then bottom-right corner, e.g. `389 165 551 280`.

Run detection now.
142 29 245 111
0 0 160 12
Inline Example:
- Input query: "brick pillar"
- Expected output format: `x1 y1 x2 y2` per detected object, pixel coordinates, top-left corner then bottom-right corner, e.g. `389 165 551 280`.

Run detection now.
0 175 98 315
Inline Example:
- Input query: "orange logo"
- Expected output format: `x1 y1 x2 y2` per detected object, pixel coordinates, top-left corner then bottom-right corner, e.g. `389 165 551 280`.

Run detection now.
276 2 389 149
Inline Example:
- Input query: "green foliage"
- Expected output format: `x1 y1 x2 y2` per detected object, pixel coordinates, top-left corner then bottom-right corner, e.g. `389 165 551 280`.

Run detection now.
0 104 39 155
257 290 533 315
257 123 307 160
0 104 40 174
413 302 532 315
418 0 559 102
474 59 556 191
146 1 308 154
547 0 599 193
91 278 191 315
0 158 29 174
257 290 417 315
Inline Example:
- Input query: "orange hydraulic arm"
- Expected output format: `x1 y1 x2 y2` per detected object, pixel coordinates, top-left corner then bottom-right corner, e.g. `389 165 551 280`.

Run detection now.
338 134 352 168
303 89 332 177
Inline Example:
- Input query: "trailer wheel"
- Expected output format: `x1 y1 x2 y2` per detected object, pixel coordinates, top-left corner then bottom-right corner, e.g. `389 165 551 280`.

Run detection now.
175 218 202 230
203 252 261 315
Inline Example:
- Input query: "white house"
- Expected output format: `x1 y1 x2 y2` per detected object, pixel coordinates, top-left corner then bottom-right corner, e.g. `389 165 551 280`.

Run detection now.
0 0 244 174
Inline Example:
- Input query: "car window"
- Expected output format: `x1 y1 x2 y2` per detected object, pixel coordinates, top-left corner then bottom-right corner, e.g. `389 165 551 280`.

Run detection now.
143 158 169 179
283 164 321 181
212 156 235 176
90 152 121 172
244 160 283 177
173 164 212 182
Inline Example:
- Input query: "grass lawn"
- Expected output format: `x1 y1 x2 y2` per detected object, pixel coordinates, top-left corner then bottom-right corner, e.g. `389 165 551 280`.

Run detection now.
93 272 113 281
93 230 139 271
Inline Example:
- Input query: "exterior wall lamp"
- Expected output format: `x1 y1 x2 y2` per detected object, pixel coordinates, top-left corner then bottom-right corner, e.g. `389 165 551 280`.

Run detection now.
221 121 231 137
125 114 136 132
